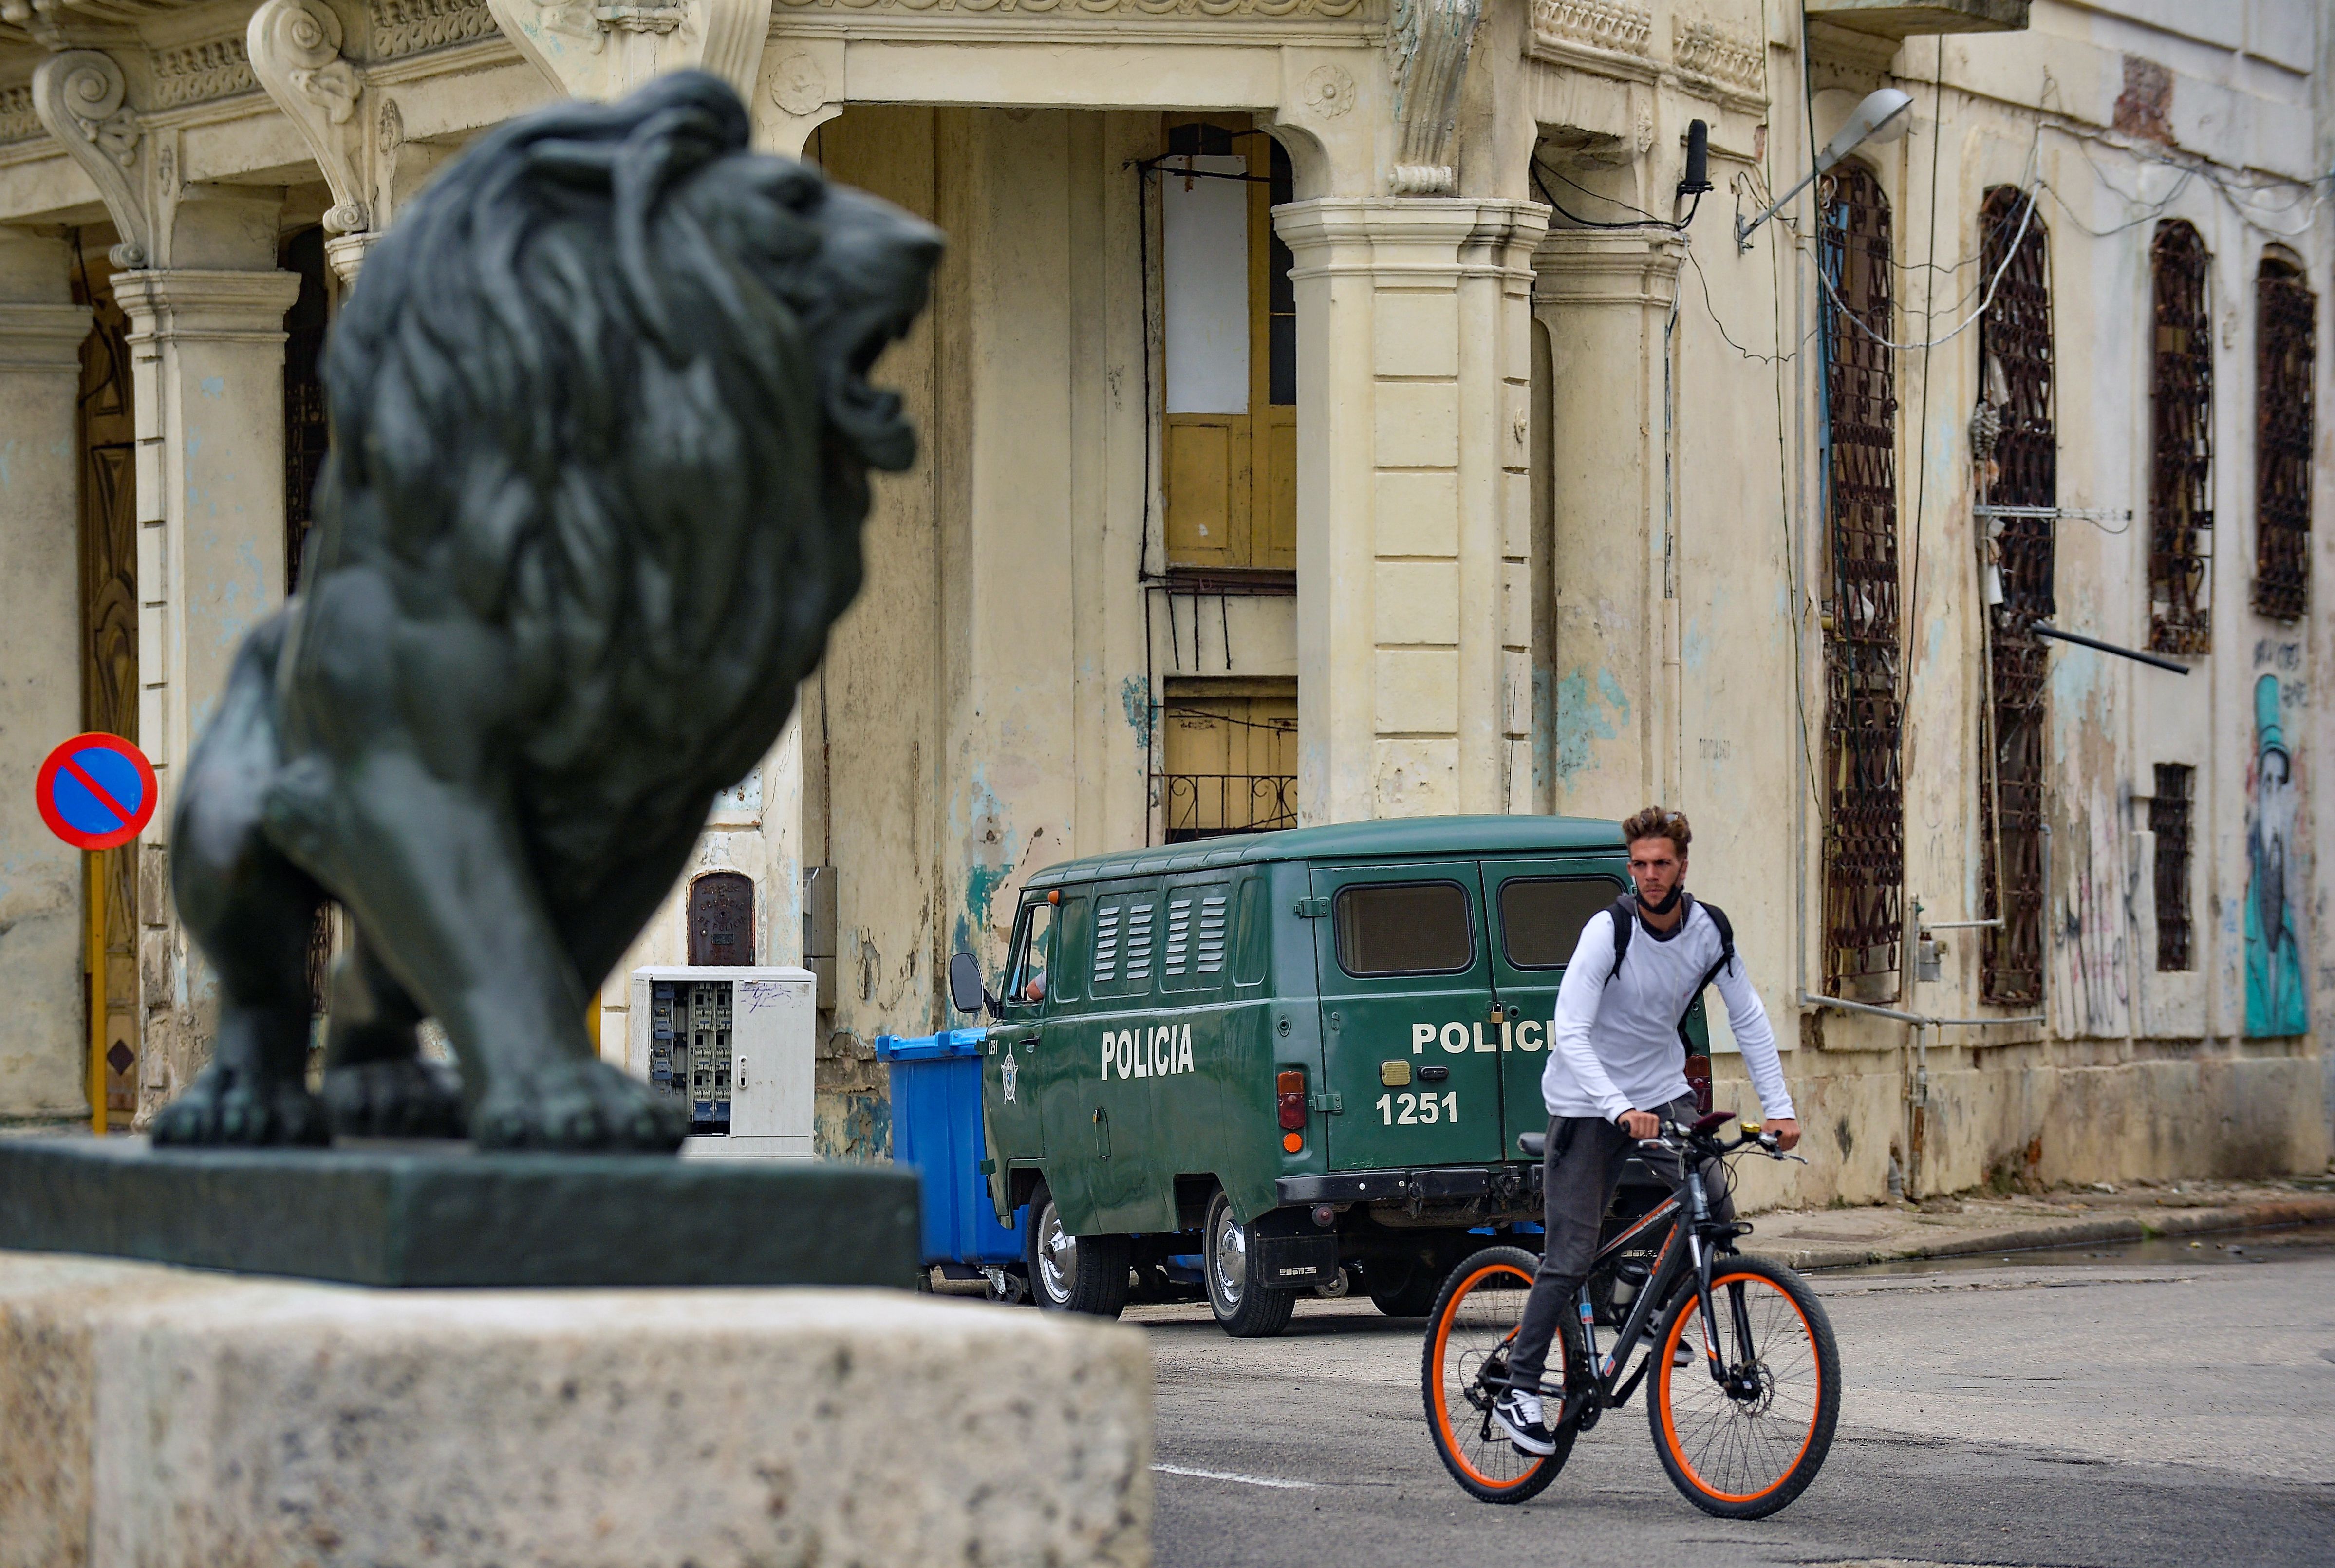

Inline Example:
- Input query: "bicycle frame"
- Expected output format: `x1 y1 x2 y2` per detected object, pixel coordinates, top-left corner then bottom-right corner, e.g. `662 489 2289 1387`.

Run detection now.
1557 1123 1771 1418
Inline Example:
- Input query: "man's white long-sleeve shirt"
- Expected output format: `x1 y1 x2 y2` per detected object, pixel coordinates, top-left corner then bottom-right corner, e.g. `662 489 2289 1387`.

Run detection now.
1540 896 1796 1124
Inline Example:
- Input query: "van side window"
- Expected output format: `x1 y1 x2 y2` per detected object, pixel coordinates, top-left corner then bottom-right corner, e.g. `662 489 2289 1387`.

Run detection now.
1334 881 1473 977
1498 877 1625 969
1006 900 1055 1004
1231 876 1268 986
1163 881 1230 993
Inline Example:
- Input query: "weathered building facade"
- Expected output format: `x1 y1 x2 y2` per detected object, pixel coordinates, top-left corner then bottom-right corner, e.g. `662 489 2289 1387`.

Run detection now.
0 0 2326 1201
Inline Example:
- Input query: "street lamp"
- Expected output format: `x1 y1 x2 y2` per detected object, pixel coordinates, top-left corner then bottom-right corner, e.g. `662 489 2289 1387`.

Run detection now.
1735 88 1915 251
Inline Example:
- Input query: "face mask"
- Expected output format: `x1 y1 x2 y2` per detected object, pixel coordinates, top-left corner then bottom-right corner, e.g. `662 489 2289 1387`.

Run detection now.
1637 881 1684 916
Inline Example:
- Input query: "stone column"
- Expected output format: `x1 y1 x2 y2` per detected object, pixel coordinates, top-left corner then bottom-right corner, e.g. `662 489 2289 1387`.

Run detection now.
109 263 302 1122
0 232 92 1126
1530 230 1684 821
1278 197 1546 823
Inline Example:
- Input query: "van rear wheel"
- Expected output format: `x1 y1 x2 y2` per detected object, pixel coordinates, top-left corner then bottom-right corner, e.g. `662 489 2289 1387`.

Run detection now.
1203 1191 1297 1338
1027 1180 1129 1319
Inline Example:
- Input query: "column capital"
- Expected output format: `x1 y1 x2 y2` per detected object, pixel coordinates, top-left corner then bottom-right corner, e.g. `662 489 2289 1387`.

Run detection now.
111 269 304 342
1276 197 1550 277
488 0 772 105
1530 229 1685 308
0 303 92 371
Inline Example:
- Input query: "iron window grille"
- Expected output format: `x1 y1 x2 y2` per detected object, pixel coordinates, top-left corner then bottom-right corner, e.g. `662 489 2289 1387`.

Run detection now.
1977 187 2053 1007
1817 164 1904 997
2252 255 2315 621
2147 222 2213 654
2148 763 2194 972
1152 702 1296 843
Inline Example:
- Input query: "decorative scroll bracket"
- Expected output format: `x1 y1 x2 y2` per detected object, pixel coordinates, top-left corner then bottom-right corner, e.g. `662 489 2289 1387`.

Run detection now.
487 0 772 106
31 51 154 269
1388 0 1483 195
248 0 374 240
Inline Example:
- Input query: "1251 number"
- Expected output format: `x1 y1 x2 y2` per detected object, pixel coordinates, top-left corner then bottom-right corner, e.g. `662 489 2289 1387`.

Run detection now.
1375 1091 1458 1126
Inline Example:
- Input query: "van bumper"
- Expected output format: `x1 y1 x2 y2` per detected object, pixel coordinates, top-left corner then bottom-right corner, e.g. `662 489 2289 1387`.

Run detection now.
1274 1163 1538 1208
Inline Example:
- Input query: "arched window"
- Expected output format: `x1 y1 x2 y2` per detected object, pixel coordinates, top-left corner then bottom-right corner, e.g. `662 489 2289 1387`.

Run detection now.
2147 221 2212 654
1976 186 2052 1007
2252 252 2315 620
1817 162 1902 997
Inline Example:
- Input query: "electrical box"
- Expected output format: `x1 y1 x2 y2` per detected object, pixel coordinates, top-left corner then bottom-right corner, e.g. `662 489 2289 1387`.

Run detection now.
802 865 837 1010
627 965 816 1159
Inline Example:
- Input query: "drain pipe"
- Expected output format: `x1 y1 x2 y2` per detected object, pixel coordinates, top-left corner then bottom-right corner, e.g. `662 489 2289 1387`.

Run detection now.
1799 992 2046 1200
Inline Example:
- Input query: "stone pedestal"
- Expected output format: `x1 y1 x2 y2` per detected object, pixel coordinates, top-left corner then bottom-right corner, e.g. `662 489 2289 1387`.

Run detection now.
0 1251 1152 1568
1278 198 1547 823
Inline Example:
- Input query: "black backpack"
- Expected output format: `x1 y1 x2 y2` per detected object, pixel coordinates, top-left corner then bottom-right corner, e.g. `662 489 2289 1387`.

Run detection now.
1604 894 1732 1110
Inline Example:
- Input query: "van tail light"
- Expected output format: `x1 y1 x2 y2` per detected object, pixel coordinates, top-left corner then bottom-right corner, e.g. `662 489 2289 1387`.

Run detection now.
1277 1069 1307 1134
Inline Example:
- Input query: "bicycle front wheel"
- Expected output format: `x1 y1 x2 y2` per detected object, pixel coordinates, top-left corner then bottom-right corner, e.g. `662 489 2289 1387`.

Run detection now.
1420 1246 1572 1504
1648 1254 1839 1519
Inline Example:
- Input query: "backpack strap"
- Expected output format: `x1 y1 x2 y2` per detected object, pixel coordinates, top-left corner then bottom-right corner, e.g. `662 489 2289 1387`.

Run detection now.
1675 900 1735 1048
1604 895 1637 984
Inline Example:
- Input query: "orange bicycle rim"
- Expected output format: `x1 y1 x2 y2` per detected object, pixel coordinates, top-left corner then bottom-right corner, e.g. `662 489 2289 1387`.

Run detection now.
1430 1260 1545 1493
1656 1270 1820 1504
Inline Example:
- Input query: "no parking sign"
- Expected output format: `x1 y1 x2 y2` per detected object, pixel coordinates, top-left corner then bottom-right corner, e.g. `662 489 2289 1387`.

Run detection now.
35 733 157 851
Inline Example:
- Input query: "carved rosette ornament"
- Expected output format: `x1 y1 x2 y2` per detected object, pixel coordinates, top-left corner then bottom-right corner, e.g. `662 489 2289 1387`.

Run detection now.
486 0 773 105
248 0 375 252
1388 0 1482 195
31 51 153 269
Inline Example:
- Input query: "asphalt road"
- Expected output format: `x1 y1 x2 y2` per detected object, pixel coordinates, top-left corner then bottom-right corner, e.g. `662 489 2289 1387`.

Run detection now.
1139 1229 2335 1567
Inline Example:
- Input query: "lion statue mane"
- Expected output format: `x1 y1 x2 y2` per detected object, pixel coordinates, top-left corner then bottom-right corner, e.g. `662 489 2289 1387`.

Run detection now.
155 73 940 1150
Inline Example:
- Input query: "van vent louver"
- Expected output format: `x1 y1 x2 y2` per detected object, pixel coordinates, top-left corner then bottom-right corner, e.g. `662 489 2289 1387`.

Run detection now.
1125 904 1155 981
1165 897 1191 975
1197 894 1228 973
1094 905 1121 983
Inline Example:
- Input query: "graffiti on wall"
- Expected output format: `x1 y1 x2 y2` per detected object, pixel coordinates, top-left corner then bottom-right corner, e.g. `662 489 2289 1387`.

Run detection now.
2244 666 2308 1037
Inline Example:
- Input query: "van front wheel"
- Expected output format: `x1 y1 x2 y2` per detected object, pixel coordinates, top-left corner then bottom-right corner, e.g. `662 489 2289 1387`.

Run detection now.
1204 1191 1298 1338
1027 1180 1129 1318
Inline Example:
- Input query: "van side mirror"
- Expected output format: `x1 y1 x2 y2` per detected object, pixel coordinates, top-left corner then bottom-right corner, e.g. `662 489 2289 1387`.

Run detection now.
948 951 996 1018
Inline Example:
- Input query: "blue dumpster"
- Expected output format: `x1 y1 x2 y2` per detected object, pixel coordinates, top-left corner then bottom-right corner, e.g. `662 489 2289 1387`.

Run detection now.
875 1028 1024 1269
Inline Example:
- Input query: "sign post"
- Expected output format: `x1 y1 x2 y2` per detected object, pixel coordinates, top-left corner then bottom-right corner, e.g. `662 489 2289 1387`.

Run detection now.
36 733 158 1134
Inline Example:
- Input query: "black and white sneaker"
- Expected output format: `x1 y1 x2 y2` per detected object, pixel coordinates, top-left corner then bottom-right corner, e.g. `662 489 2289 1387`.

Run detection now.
1492 1389 1557 1456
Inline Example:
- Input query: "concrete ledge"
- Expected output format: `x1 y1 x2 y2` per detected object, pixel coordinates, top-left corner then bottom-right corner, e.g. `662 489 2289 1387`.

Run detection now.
0 1252 1152 1568
1746 1192 2335 1272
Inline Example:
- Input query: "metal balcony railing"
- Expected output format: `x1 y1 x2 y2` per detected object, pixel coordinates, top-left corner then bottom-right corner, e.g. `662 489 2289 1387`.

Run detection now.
1154 773 1298 843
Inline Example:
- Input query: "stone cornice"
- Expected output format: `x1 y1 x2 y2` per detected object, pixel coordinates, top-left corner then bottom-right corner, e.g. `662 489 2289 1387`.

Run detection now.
370 0 501 59
0 81 37 142
0 301 92 369
149 34 258 107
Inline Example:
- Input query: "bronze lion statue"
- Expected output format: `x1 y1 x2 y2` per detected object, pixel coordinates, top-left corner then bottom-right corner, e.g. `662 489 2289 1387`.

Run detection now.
154 74 940 1151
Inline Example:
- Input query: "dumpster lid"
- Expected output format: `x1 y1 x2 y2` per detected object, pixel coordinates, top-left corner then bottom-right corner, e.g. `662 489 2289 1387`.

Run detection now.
873 1028 989 1062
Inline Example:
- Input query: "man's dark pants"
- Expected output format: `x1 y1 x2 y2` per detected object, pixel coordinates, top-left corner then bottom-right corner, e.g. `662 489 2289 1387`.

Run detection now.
1506 1093 1730 1394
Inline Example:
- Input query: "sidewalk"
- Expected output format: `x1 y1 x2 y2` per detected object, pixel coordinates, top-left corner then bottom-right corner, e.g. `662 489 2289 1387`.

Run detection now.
1740 1175 2335 1271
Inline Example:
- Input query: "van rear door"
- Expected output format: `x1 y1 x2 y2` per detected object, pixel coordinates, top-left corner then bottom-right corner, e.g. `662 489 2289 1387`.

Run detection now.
1306 861 1504 1169
1482 860 1627 1161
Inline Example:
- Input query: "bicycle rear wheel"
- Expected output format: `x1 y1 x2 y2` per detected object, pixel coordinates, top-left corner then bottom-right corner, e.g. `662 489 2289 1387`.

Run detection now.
1420 1246 1572 1504
1647 1254 1839 1519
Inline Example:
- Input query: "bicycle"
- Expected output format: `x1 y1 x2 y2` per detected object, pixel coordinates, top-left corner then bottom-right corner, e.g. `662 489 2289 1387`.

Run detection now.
1420 1111 1840 1518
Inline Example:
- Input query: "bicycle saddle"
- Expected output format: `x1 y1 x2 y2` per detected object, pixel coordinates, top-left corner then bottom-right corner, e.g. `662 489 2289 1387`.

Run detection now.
1518 1131 1546 1158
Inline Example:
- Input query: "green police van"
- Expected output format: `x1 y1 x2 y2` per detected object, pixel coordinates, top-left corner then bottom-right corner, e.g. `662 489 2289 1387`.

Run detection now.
945 815 1716 1337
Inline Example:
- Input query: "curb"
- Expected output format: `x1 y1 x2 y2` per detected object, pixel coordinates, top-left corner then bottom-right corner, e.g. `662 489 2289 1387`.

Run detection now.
1744 1194 2335 1272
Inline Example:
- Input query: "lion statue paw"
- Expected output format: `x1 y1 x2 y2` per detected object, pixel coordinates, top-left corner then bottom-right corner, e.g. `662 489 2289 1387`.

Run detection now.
471 1059 690 1153
324 1058 468 1140
151 1064 330 1148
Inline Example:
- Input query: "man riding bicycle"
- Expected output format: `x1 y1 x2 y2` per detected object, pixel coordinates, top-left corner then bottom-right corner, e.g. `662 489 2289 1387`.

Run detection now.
1494 806 1801 1456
